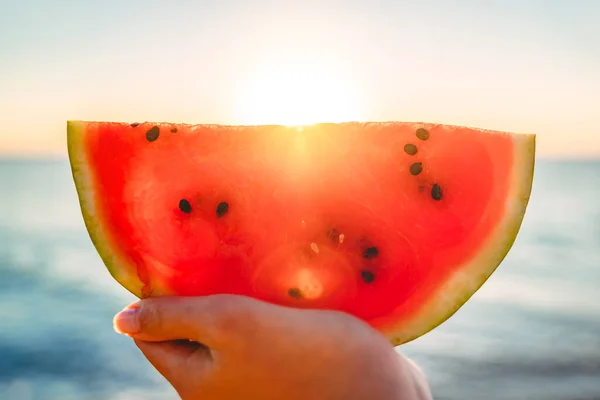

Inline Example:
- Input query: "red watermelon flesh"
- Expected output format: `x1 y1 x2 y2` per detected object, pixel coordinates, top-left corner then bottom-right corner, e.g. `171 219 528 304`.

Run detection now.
67 121 535 344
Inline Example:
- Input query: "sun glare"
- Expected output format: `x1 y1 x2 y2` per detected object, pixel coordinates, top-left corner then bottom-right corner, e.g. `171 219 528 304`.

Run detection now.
236 60 364 126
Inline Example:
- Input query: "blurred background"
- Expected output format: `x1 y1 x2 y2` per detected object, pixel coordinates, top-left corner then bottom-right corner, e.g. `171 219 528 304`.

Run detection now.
1 1 599 399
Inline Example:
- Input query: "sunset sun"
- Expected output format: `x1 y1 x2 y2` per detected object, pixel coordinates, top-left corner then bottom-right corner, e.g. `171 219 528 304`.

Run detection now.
236 60 364 126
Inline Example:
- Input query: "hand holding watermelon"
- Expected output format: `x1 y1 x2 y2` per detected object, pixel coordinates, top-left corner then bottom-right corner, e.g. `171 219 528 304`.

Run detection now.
113 294 433 400
69 120 534 399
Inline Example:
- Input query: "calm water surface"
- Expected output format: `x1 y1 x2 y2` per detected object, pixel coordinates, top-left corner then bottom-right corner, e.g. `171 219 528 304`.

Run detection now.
1 159 599 400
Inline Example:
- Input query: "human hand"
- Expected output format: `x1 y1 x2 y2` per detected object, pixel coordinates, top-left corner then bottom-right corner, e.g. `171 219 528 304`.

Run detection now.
113 295 431 400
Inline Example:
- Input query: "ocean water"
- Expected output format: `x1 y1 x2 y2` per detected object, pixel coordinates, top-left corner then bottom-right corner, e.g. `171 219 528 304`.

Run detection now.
0 159 599 400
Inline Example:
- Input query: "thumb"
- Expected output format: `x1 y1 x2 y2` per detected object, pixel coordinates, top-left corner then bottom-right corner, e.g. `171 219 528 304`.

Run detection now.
113 294 266 349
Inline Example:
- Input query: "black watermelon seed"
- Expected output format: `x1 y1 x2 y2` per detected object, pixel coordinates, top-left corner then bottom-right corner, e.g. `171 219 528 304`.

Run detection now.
362 247 379 259
179 199 192 213
431 184 443 201
410 162 423 176
416 128 430 141
404 144 418 155
146 126 160 142
288 288 303 299
327 228 340 241
216 201 229 218
131 122 140 128
170 127 178 133
361 270 376 283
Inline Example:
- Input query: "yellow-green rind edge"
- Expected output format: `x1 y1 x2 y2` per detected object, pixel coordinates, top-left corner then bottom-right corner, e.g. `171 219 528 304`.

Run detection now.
67 120 144 298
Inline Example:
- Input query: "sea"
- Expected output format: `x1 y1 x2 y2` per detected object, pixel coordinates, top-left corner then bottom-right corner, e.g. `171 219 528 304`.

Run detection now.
0 159 598 400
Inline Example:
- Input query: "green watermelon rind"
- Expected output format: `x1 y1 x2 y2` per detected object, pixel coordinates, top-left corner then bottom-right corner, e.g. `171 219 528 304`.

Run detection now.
378 132 536 345
67 120 535 345
68 121 145 298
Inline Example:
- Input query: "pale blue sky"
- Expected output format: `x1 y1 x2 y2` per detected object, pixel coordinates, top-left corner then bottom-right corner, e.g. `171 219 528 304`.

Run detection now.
1 0 599 157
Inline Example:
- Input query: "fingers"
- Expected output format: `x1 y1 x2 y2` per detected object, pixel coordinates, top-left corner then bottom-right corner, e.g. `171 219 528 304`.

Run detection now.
113 294 270 348
134 339 213 392
399 354 433 399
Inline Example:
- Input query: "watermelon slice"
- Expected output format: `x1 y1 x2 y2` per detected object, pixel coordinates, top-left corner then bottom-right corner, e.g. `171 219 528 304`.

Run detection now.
67 121 535 345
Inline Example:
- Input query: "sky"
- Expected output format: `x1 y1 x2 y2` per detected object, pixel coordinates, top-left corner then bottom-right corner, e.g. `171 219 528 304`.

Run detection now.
0 0 599 158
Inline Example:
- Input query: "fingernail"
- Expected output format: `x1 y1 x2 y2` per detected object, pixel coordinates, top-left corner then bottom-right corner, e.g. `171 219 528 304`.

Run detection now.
113 306 140 335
